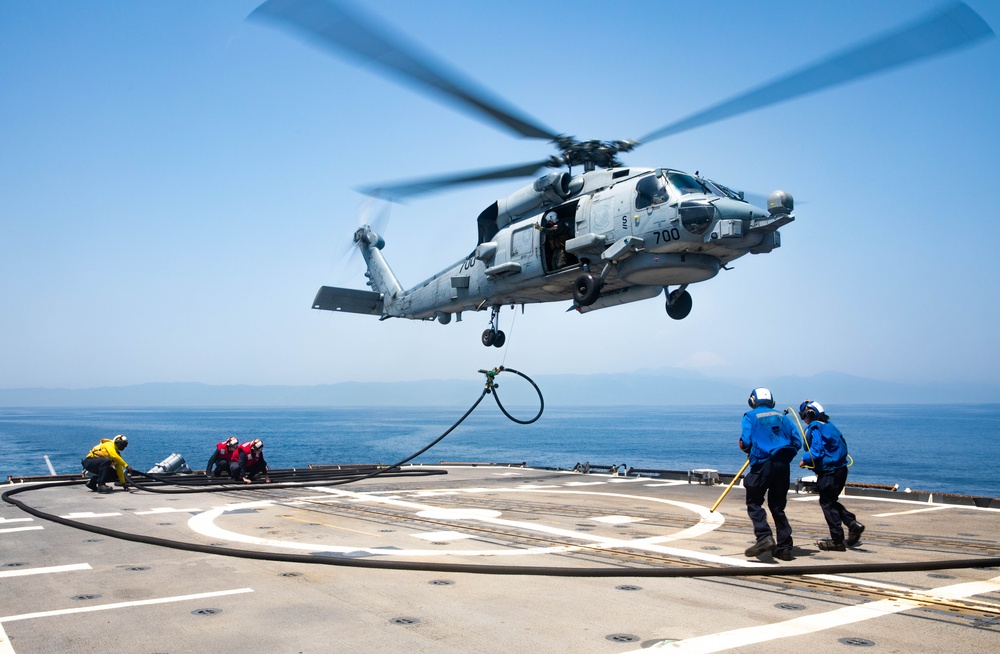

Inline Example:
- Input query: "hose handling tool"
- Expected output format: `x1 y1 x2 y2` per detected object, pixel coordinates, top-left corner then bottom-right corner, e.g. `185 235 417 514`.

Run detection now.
710 458 750 513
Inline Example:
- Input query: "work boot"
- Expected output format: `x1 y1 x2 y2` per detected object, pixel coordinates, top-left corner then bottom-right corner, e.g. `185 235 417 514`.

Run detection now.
817 539 846 551
85 479 98 491
773 549 794 561
846 522 866 547
745 535 776 557
94 485 113 494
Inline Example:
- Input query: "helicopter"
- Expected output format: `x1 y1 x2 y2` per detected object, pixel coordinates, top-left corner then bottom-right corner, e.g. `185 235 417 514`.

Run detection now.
250 0 993 347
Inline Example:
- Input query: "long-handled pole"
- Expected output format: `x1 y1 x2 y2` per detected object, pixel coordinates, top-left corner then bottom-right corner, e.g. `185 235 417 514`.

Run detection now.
710 459 750 513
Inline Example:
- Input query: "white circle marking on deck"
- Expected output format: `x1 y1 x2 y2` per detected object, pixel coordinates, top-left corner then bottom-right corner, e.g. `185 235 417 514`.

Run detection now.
187 485 725 558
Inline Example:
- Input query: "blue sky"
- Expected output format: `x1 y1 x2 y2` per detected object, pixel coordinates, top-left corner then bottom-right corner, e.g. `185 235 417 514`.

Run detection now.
2 1 998 391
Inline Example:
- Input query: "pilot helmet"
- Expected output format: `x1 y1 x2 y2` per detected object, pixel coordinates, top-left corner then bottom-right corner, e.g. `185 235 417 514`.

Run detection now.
543 211 558 226
113 434 128 450
748 388 775 409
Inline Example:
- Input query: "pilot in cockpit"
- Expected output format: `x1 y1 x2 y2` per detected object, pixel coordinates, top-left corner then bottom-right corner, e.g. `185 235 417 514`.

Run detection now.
635 173 668 209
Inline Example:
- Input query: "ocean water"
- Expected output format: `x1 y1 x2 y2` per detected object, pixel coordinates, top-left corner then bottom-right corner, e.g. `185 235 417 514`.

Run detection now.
1 404 998 498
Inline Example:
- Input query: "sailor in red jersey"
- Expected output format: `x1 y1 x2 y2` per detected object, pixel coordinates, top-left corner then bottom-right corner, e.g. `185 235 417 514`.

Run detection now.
232 438 271 483
206 436 239 478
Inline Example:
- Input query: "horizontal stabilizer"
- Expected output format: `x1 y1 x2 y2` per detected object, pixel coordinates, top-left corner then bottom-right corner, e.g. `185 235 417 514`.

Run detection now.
312 286 384 316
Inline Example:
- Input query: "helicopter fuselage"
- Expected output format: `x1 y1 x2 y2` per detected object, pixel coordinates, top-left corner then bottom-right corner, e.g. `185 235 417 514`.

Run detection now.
313 166 794 331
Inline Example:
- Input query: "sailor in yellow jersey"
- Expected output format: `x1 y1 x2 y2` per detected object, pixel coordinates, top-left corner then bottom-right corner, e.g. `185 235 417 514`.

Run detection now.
82 434 134 492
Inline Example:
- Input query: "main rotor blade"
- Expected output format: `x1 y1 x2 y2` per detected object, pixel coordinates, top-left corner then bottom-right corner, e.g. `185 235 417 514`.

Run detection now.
249 0 559 141
639 2 994 144
359 160 552 201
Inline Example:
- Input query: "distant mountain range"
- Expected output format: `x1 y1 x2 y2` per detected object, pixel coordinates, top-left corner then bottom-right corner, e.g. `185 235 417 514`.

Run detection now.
1 370 997 406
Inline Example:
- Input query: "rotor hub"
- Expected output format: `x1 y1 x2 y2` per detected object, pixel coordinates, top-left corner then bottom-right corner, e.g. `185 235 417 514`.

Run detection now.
552 138 639 171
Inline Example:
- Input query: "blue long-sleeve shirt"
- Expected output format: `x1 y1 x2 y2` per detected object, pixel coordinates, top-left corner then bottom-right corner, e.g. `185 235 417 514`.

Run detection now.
741 406 801 465
801 420 849 474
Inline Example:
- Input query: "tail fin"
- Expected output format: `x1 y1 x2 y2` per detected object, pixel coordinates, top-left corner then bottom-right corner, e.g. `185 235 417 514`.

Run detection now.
355 226 403 300
312 227 402 318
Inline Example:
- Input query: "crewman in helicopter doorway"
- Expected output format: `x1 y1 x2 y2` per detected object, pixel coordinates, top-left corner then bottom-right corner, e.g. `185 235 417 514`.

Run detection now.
739 388 801 561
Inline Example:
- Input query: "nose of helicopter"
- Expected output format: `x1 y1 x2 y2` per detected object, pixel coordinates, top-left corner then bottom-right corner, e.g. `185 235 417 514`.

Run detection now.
712 196 769 221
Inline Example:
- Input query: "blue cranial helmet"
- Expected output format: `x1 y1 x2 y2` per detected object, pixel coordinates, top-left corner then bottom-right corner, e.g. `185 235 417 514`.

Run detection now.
748 388 775 409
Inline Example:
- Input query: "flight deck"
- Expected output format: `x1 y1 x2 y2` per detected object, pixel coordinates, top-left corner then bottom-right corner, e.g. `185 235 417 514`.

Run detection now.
3 465 999 653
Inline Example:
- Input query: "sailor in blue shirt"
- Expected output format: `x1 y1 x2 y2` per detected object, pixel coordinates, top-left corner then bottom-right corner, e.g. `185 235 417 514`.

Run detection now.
798 400 865 550
740 388 801 560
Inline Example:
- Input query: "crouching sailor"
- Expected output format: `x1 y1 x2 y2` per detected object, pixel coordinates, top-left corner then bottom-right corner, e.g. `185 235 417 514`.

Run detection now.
206 436 239 478
82 434 134 493
798 400 865 551
231 438 271 484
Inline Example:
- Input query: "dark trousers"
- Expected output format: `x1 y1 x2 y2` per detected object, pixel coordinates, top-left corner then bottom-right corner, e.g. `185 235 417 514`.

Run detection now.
743 459 792 552
231 459 265 481
243 460 266 480
81 457 113 486
210 460 231 478
817 466 856 543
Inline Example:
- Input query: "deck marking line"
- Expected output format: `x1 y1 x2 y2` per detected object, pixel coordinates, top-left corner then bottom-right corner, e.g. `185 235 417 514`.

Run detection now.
872 506 952 517
136 507 203 515
190 487 724 559
636 575 1000 653
0 518 33 524
0 623 11 654
281 514 385 538
0 527 44 534
791 494 1000 512
412 531 472 541
0 563 91 579
0 588 254 623
59 512 120 519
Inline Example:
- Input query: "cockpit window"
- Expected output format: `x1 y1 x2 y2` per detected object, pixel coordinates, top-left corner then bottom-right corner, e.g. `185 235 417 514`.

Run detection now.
701 177 745 202
635 174 668 210
666 172 709 197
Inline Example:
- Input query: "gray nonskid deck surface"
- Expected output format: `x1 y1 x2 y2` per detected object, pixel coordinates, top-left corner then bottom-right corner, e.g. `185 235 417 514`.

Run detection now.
2 466 999 653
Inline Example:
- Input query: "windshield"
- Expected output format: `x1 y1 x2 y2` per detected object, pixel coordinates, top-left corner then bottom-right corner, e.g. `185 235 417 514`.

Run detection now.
666 172 709 197
700 177 745 201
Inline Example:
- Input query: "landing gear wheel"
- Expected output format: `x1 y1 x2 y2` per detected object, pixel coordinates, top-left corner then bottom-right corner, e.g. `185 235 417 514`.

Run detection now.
481 329 496 347
665 289 693 320
573 273 601 307
492 330 506 348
